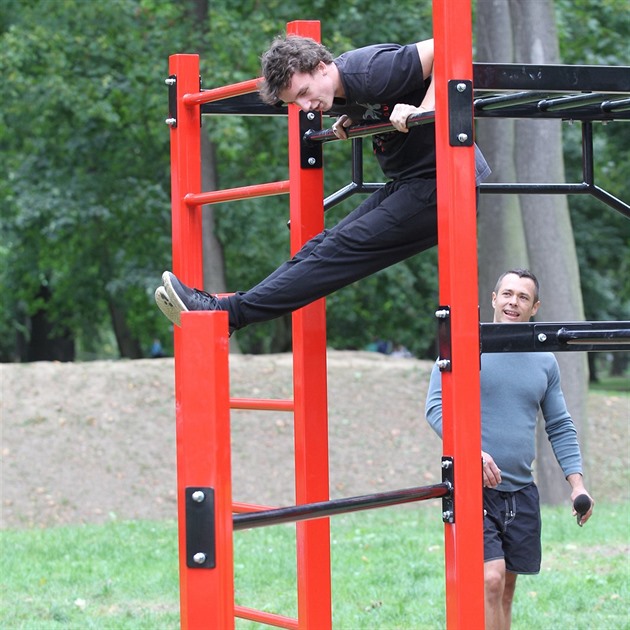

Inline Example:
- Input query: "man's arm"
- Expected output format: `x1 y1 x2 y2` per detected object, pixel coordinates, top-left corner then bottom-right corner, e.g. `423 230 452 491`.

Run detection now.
426 362 501 488
425 361 444 437
390 38 434 132
543 358 594 525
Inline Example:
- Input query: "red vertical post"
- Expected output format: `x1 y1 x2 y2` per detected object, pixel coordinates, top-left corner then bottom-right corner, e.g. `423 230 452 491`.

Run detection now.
178 312 234 629
433 1 485 628
168 54 204 288
286 20 332 630
169 54 234 628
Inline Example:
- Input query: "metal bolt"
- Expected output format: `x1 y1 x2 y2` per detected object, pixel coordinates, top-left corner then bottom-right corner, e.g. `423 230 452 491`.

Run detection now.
307 157 316 166
307 112 316 120
437 359 451 371
442 510 454 521
193 552 206 564
457 83 467 92
441 459 452 469
165 118 176 127
191 490 205 503
435 309 450 319
538 333 547 343
165 78 176 86
457 133 469 143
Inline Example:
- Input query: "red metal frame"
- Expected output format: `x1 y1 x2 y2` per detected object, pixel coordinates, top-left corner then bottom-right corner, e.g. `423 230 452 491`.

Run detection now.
169 6 484 627
433 1 485 627
168 19 331 630
286 21 332 630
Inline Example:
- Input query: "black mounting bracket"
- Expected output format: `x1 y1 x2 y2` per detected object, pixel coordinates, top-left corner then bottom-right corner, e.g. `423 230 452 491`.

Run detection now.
300 110 323 169
441 457 455 523
166 74 177 128
448 80 474 147
185 487 215 569
436 306 452 372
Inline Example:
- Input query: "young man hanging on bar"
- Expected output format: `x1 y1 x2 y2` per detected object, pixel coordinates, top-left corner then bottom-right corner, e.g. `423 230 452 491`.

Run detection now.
155 35 490 332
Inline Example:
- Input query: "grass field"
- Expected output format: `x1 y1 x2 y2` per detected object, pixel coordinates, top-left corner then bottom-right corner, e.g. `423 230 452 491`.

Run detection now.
1 502 628 629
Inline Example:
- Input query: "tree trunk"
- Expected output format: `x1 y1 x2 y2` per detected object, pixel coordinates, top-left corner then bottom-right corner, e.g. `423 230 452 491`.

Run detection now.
509 0 589 504
25 285 75 362
475 0 529 322
108 300 144 359
201 134 228 295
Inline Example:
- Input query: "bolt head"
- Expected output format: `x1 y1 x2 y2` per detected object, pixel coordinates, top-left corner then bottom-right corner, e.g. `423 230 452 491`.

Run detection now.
538 333 547 342
191 490 205 503
193 552 206 564
457 133 469 143
457 83 467 92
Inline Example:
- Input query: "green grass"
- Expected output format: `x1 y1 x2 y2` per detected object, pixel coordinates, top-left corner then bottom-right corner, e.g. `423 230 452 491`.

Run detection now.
1 503 628 629
589 374 630 395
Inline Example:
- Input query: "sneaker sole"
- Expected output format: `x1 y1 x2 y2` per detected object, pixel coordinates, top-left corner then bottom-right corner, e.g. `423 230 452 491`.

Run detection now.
155 285 185 327
162 271 190 315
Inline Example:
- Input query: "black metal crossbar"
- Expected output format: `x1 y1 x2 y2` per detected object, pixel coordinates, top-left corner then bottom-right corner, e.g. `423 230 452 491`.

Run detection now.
480 321 630 354
232 482 451 531
303 111 435 145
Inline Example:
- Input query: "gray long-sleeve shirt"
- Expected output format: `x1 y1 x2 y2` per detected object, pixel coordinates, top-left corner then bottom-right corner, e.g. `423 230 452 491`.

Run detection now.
425 352 583 492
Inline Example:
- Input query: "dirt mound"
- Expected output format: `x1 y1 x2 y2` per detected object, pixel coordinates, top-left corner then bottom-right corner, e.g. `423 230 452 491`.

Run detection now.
1 351 627 529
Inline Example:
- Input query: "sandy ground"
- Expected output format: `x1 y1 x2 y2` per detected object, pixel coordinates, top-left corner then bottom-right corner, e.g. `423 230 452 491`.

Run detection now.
1 350 628 529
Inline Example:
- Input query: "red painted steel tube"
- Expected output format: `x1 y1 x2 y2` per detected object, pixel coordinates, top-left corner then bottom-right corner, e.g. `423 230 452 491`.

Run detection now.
433 1 485 628
182 77 261 106
234 606 299 630
286 20 332 630
184 180 290 207
230 398 294 411
177 311 234 629
168 54 204 289
232 501 279 513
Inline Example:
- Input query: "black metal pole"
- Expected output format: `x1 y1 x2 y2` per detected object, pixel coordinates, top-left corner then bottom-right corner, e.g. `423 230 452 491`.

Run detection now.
303 111 435 145
233 482 451 531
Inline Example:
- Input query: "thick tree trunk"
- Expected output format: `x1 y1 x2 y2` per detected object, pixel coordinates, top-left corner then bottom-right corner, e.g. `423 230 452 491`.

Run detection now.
475 0 528 322
201 133 228 295
509 0 589 505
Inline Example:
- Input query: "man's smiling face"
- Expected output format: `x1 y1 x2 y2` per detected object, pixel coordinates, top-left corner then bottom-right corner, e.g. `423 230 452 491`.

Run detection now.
492 273 540 323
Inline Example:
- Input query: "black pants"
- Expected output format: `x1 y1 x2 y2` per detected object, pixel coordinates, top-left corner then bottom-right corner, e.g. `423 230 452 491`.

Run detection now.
224 178 438 330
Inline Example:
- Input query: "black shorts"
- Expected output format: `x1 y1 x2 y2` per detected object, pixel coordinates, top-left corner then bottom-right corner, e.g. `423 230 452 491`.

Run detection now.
483 483 541 574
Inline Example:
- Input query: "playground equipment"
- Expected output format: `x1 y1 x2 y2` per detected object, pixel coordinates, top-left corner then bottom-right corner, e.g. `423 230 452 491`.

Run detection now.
164 3 629 628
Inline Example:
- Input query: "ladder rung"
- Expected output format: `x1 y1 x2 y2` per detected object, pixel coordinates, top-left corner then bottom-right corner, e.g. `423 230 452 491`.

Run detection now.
230 397 294 411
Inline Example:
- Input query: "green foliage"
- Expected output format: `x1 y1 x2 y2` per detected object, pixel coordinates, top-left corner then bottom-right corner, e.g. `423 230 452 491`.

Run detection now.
0 0 187 359
556 0 630 324
1 0 627 360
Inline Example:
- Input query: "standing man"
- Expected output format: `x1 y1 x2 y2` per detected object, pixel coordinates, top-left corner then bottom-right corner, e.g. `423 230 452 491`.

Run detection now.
425 268 594 630
155 35 490 331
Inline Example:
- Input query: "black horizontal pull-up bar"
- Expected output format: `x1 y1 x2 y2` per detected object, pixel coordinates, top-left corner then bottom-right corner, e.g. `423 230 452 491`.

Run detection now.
303 111 435 145
232 482 451 531
480 321 630 354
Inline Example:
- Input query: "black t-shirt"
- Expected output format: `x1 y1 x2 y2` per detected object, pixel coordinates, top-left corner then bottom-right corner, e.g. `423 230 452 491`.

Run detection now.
331 43 436 180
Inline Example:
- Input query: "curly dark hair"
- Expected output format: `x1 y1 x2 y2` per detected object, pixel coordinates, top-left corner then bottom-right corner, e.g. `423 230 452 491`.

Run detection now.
258 35 334 105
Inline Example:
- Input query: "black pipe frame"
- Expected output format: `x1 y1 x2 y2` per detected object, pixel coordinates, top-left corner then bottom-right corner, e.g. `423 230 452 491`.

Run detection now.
233 482 451 531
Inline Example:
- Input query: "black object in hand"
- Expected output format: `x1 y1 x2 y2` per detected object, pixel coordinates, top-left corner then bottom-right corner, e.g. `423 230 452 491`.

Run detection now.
573 493 591 526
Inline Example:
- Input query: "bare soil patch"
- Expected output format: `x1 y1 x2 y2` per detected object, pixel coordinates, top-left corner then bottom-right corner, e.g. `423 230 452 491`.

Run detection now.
1 351 627 529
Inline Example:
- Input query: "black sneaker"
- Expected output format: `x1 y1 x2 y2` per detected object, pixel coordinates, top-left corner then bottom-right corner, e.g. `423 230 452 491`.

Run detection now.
161 271 223 326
